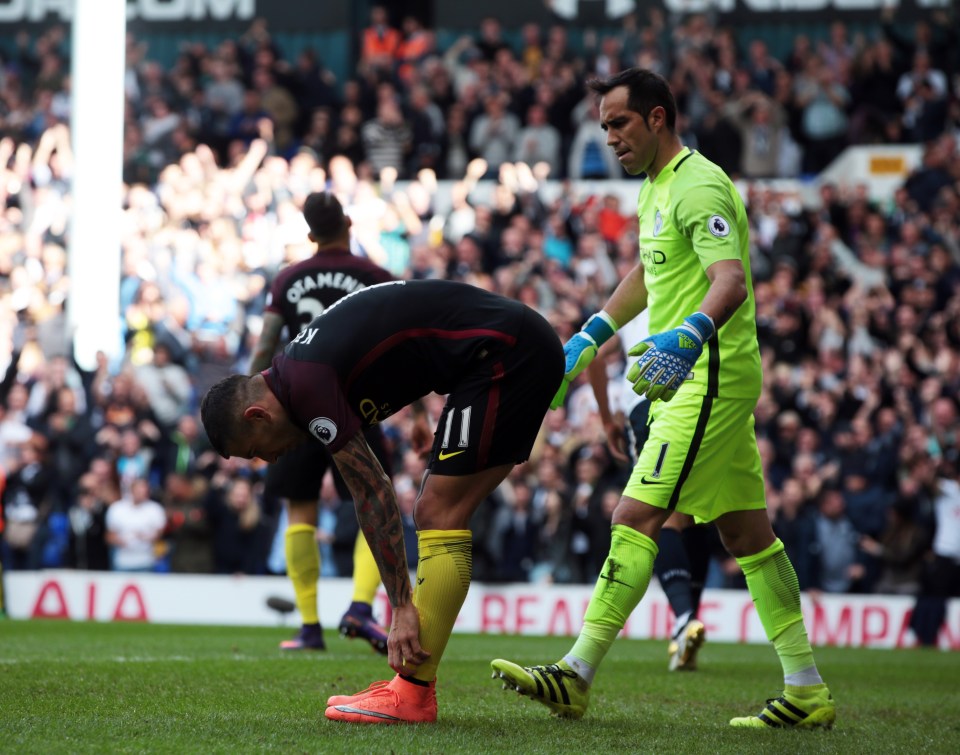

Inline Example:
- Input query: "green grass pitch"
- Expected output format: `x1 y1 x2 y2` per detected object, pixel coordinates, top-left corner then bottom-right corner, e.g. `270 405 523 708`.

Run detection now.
1 620 958 754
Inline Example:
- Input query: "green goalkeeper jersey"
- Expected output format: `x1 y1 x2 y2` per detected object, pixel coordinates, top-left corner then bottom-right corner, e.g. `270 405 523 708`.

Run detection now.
636 147 762 399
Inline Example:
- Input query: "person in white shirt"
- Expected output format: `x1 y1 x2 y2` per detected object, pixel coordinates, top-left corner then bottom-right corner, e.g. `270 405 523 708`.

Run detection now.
134 341 194 430
0 400 34 472
105 477 166 572
513 104 561 170
469 93 520 175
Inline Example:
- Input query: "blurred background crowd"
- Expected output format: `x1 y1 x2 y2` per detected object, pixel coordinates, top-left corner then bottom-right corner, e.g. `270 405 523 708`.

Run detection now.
1 5 959 625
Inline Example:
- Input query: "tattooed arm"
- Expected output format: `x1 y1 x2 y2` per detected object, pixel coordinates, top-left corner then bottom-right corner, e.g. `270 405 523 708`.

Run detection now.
333 431 430 673
333 432 412 606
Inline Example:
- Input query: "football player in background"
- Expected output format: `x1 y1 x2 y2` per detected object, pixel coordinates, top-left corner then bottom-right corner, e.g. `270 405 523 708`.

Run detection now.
491 68 836 729
249 191 395 653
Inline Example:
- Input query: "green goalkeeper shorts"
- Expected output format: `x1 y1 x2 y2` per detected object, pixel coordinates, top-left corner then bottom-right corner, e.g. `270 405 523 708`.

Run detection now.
623 392 766 524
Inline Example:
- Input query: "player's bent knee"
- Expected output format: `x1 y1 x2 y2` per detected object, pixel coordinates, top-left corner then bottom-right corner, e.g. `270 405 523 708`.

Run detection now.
414 481 483 530
664 511 694 530
286 499 320 525
413 496 474 531
715 510 776 558
611 496 669 539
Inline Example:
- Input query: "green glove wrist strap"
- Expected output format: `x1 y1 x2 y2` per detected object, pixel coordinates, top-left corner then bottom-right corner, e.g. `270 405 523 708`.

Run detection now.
583 311 619 347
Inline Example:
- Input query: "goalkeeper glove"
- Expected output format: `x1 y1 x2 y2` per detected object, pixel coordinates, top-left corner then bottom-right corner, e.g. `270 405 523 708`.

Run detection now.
626 312 715 402
550 311 618 410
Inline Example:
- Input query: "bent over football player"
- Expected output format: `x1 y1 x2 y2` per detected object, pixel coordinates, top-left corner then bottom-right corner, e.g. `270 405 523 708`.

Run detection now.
201 279 564 724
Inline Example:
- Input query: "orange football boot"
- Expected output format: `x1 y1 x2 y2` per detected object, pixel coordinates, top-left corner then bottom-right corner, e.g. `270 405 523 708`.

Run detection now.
325 674 437 724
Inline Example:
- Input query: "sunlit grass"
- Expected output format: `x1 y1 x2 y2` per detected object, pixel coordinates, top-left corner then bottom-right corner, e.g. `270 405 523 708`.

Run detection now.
1 620 958 754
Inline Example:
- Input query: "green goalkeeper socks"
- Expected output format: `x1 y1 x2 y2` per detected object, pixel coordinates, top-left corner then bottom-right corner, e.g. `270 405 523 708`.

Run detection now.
566 525 658 682
737 538 820 681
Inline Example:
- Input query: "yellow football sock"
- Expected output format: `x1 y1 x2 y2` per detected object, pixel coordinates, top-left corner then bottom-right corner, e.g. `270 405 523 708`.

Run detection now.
737 538 817 677
569 524 658 675
351 530 381 605
285 524 319 625
410 529 472 683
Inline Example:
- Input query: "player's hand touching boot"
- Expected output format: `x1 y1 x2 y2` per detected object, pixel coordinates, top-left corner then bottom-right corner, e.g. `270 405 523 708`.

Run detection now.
389 602 430 675
627 312 715 402
551 311 618 409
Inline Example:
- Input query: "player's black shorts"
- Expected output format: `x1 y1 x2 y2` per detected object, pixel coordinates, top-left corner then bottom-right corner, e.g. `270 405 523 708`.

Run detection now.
265 425 393 502
427 306 563 476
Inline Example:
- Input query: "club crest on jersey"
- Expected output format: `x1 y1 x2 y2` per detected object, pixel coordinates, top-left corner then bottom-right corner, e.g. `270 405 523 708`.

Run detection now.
653 210 663 237
708 215 731 237
309 417 338 444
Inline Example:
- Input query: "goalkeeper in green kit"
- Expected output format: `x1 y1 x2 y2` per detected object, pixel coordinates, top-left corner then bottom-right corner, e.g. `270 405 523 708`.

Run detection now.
491 68 836 729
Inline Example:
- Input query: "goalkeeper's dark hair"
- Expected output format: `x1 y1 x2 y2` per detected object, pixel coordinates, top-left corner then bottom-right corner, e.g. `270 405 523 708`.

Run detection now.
587 68 677 131
200 374 253 459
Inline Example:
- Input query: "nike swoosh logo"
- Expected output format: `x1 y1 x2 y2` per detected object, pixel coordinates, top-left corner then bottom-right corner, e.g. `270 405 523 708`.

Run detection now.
333 705 401 720
417 577 424 585
640 476 663 485
599 574 633 587
437 449 466 461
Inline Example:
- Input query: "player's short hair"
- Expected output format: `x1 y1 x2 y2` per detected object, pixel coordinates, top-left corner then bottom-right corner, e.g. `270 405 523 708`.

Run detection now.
200 374 253 459
302 191 348 243
587 67 677 131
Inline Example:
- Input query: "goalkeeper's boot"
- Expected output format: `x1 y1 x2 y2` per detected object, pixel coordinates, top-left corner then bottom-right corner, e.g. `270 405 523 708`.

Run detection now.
338 601 388 655
490 659 590 719
668 619 706 671
325 674 437 724
279 622 325 651
730 684 836 729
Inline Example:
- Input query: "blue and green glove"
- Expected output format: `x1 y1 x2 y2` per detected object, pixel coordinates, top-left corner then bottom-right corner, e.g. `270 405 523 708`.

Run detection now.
626 312 715 402
550 311 618 410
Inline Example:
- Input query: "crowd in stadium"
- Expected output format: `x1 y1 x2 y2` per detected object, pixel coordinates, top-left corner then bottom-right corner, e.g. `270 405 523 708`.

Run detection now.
1 6 959 618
